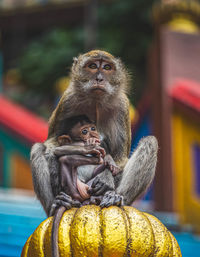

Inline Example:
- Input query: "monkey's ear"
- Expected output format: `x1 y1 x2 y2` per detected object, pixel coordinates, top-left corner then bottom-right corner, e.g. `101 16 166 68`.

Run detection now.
58 135 72 145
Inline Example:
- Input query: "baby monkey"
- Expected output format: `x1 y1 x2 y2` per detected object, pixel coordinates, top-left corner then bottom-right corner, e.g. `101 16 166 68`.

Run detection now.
52 115 121 257
57 115 120 204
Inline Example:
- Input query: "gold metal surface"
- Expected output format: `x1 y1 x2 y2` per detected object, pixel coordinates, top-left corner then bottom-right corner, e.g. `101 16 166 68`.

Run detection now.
21 205 182 257
70 205 101 257
123 206 155 256
168 231 182 256
21 235 32 257
43 216 53 257
144 213 173 256
101 206 127 257
28 217 52 257
59 208 77 257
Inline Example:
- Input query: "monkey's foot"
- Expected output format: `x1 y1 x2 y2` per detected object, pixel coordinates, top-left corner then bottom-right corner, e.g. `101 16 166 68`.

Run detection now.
90 196 103 205
49 192 81 216
100 191 123 208
88 176 114 196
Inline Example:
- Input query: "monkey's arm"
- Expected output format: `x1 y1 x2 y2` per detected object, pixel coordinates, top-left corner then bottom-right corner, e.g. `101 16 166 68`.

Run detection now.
30 143 56 215
54 144 105 159
104 154 120 176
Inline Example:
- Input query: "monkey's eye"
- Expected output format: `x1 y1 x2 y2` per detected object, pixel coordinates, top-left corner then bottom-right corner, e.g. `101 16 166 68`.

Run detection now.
103 64 112 70
82 129 88 135
91 127 96 131
88 63 97 69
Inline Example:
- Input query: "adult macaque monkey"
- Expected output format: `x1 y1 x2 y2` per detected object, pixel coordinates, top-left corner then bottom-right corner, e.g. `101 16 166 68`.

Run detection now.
31 50 158 217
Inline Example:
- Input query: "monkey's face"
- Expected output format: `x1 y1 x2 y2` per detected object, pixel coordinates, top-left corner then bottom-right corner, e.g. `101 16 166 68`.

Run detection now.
71 51 128 98
82 59 115 96
71 122 100 144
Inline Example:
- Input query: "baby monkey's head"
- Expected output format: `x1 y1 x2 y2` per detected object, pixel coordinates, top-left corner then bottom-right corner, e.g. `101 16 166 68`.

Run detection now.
57 115 100 146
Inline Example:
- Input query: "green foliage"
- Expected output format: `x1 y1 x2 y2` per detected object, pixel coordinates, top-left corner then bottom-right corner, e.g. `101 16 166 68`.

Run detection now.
18 28 84 97
18 0 154 105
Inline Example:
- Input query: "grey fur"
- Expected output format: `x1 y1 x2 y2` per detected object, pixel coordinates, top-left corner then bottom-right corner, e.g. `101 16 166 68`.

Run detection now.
116 136 158 205
30 143 55 215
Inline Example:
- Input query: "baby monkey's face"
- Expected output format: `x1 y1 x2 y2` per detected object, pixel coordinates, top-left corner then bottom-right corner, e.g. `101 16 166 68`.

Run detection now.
71 122 100 144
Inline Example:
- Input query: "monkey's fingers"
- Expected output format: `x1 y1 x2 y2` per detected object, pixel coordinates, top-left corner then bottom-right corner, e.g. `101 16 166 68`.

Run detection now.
86 138 100 146
93 184 109 196
87 148 100 156
90 176 100 188
96 146 106 158
90 196 102 205
58 191 72 199
89 196 97 205
88 186 99 195
114 195 124 206
54 199 72 210
89 177 113 196
110 165 120 176
104 198 115 207
85 138 94 146
72 200 81 208
99 193 112 208
105 191 117 207
56 193 73 204
100 191 121 208
88 181 102 195
89 196 98 205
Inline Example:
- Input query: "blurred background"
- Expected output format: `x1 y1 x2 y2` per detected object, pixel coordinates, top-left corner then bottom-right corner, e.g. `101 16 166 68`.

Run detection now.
0 0 200 256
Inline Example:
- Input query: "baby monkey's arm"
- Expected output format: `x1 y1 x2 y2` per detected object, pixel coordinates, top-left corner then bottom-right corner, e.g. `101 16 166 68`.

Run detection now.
104 154 121 176
54 144 105 160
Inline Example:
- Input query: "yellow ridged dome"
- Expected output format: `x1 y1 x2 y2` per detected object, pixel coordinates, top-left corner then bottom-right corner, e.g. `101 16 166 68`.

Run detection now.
153 0 200 33
21 205 182 257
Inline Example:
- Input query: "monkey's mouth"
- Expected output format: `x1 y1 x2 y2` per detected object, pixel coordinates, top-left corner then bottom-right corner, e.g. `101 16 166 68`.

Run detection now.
91 85 106 93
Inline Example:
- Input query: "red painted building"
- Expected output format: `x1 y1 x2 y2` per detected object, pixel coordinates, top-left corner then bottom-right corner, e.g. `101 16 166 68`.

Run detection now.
0 95 48 190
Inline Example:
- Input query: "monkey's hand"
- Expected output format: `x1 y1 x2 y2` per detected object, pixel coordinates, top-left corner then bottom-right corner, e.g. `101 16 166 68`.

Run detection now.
90 145 105 158
104 154 120 176
88 176 113 196
89 196 103 205
85 138 100 146
84 145 106 164
49 192 81 216
100 191 124 208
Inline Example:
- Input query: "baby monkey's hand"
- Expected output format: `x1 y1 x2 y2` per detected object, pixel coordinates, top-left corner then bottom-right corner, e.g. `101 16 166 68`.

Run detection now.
104 154 120 176
85 138 100 146
85 139 105 164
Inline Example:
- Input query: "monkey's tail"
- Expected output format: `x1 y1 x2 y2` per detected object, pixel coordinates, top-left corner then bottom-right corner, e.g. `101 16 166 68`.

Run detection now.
51 206 66 257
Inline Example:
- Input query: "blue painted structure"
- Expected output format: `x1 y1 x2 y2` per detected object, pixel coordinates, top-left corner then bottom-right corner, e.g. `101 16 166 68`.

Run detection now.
0 190 46 257
131 111 153 201
131 111 152 154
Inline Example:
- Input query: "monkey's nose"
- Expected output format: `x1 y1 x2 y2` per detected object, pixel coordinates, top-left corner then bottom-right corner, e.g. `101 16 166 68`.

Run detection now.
96 73 104 83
